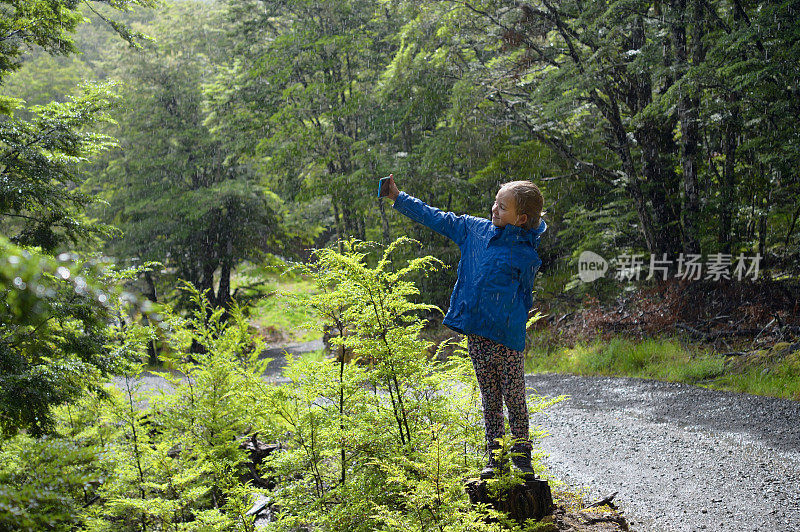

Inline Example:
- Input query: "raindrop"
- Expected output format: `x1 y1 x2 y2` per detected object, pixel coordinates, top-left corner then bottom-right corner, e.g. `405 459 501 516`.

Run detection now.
57 266 71 280
13 277 26 290
8 255 19 265
74 276 88 295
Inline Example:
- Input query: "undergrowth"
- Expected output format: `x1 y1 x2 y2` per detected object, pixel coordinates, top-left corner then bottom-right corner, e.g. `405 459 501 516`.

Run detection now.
525 332 800 400
0 239 565 531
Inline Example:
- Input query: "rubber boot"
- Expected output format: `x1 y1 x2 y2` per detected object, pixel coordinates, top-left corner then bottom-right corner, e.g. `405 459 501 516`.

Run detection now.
480 443 502 479
510 441 536 479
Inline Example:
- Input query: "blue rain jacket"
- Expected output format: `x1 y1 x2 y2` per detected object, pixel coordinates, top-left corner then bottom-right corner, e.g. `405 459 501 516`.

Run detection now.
393 192 546 351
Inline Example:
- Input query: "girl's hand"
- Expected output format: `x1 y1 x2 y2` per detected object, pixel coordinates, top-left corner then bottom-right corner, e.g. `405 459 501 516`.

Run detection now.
381 174 400 201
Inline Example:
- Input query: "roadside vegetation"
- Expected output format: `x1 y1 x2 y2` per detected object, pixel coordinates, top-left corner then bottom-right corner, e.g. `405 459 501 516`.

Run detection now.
522 272 800 401
244 270 321 344
0 241 576 531
526 336 800 401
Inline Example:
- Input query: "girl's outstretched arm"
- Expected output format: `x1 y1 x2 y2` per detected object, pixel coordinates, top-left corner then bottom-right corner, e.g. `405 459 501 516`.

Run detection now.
382 175 469 246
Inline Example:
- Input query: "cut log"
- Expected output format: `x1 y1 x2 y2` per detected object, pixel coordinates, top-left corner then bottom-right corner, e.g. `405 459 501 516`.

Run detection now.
464 476 554 524
238 434 282 488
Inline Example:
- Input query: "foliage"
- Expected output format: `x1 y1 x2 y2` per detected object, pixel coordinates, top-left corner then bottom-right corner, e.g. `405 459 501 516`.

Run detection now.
247 270 321 342
80 285 272 531
0 236 130 437
525 333 800 401
0 81 121 250
0 0 157 250
205 0 402 247
1 245 561 531
85 0 294 309
0 282 273 531
0 433 102 531
257 238 562 531
0 0 160 439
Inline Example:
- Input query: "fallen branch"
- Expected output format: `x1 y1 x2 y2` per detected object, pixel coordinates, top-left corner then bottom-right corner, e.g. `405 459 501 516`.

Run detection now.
586 491 618 510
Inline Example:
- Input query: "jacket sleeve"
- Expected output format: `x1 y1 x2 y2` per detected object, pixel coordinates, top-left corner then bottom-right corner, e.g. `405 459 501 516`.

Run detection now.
521 255 542 310
392 192 469 246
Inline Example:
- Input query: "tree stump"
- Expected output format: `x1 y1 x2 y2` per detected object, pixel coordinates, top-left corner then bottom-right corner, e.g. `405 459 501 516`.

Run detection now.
464 475 554 524
239 434 282 488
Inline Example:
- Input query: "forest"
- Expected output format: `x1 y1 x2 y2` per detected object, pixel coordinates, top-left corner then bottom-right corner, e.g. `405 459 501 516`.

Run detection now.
1 0 799 530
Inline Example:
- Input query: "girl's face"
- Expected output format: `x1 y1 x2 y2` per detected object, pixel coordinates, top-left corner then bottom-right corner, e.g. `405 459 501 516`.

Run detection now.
491 187 524 228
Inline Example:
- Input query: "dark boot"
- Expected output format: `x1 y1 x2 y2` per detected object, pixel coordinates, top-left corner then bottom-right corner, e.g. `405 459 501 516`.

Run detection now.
510 441 535 478
480 443 502 479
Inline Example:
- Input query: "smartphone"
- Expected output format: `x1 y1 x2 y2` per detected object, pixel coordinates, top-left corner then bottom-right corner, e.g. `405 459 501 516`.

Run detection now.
378 176 391 198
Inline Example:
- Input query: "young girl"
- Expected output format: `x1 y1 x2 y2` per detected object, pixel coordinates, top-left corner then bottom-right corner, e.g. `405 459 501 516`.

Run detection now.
379 175 546 479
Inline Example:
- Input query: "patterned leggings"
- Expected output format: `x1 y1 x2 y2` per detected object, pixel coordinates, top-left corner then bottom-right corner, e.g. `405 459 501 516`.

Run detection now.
468 335 530 448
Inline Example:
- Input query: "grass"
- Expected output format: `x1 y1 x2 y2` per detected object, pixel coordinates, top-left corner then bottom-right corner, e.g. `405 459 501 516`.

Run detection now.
297 348 326 364
525 333 800 401
241 269 321 343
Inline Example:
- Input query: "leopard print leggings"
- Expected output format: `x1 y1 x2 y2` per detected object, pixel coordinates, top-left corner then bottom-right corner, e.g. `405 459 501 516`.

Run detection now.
468 335 530 448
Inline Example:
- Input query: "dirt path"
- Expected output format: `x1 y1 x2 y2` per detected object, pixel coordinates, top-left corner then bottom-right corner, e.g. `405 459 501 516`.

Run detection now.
526 374 800 532
112 339 322 396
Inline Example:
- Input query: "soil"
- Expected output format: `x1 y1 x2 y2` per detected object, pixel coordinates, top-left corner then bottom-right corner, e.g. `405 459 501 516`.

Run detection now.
544 506 630 531
539 277 800 347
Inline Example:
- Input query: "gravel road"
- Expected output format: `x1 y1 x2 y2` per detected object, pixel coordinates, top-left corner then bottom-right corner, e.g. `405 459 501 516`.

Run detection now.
526 374 800 532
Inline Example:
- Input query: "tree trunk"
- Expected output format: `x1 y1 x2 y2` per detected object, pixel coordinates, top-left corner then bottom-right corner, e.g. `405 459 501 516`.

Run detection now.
356 215 365 241
719 95 739 253
398 120 410 154
600 94 659 253
341 203 356 237
638 121 682 254
465 477 554 524
143 271 159 366
378 198 391 244
785 203 800 247
218 258 232 310
200 260 217 306
758 180 771 259
332 200 344 251
672 0 703 255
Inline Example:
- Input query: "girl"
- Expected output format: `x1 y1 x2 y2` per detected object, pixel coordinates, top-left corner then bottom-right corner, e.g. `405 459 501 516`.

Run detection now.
379 174 546 479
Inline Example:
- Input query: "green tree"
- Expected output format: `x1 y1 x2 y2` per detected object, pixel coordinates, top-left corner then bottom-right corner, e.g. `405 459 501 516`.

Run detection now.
206 0 406 244
90 1 287 309
411 0 800 264
262 239 561 531
0 0 157 437
0 0 156 250
0 237 123 437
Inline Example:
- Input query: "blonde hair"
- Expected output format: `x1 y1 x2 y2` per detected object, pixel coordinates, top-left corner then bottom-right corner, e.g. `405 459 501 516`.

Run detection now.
500 181 544 230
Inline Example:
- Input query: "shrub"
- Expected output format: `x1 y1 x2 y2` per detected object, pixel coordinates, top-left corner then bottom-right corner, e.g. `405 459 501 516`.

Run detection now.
258 239 560 531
